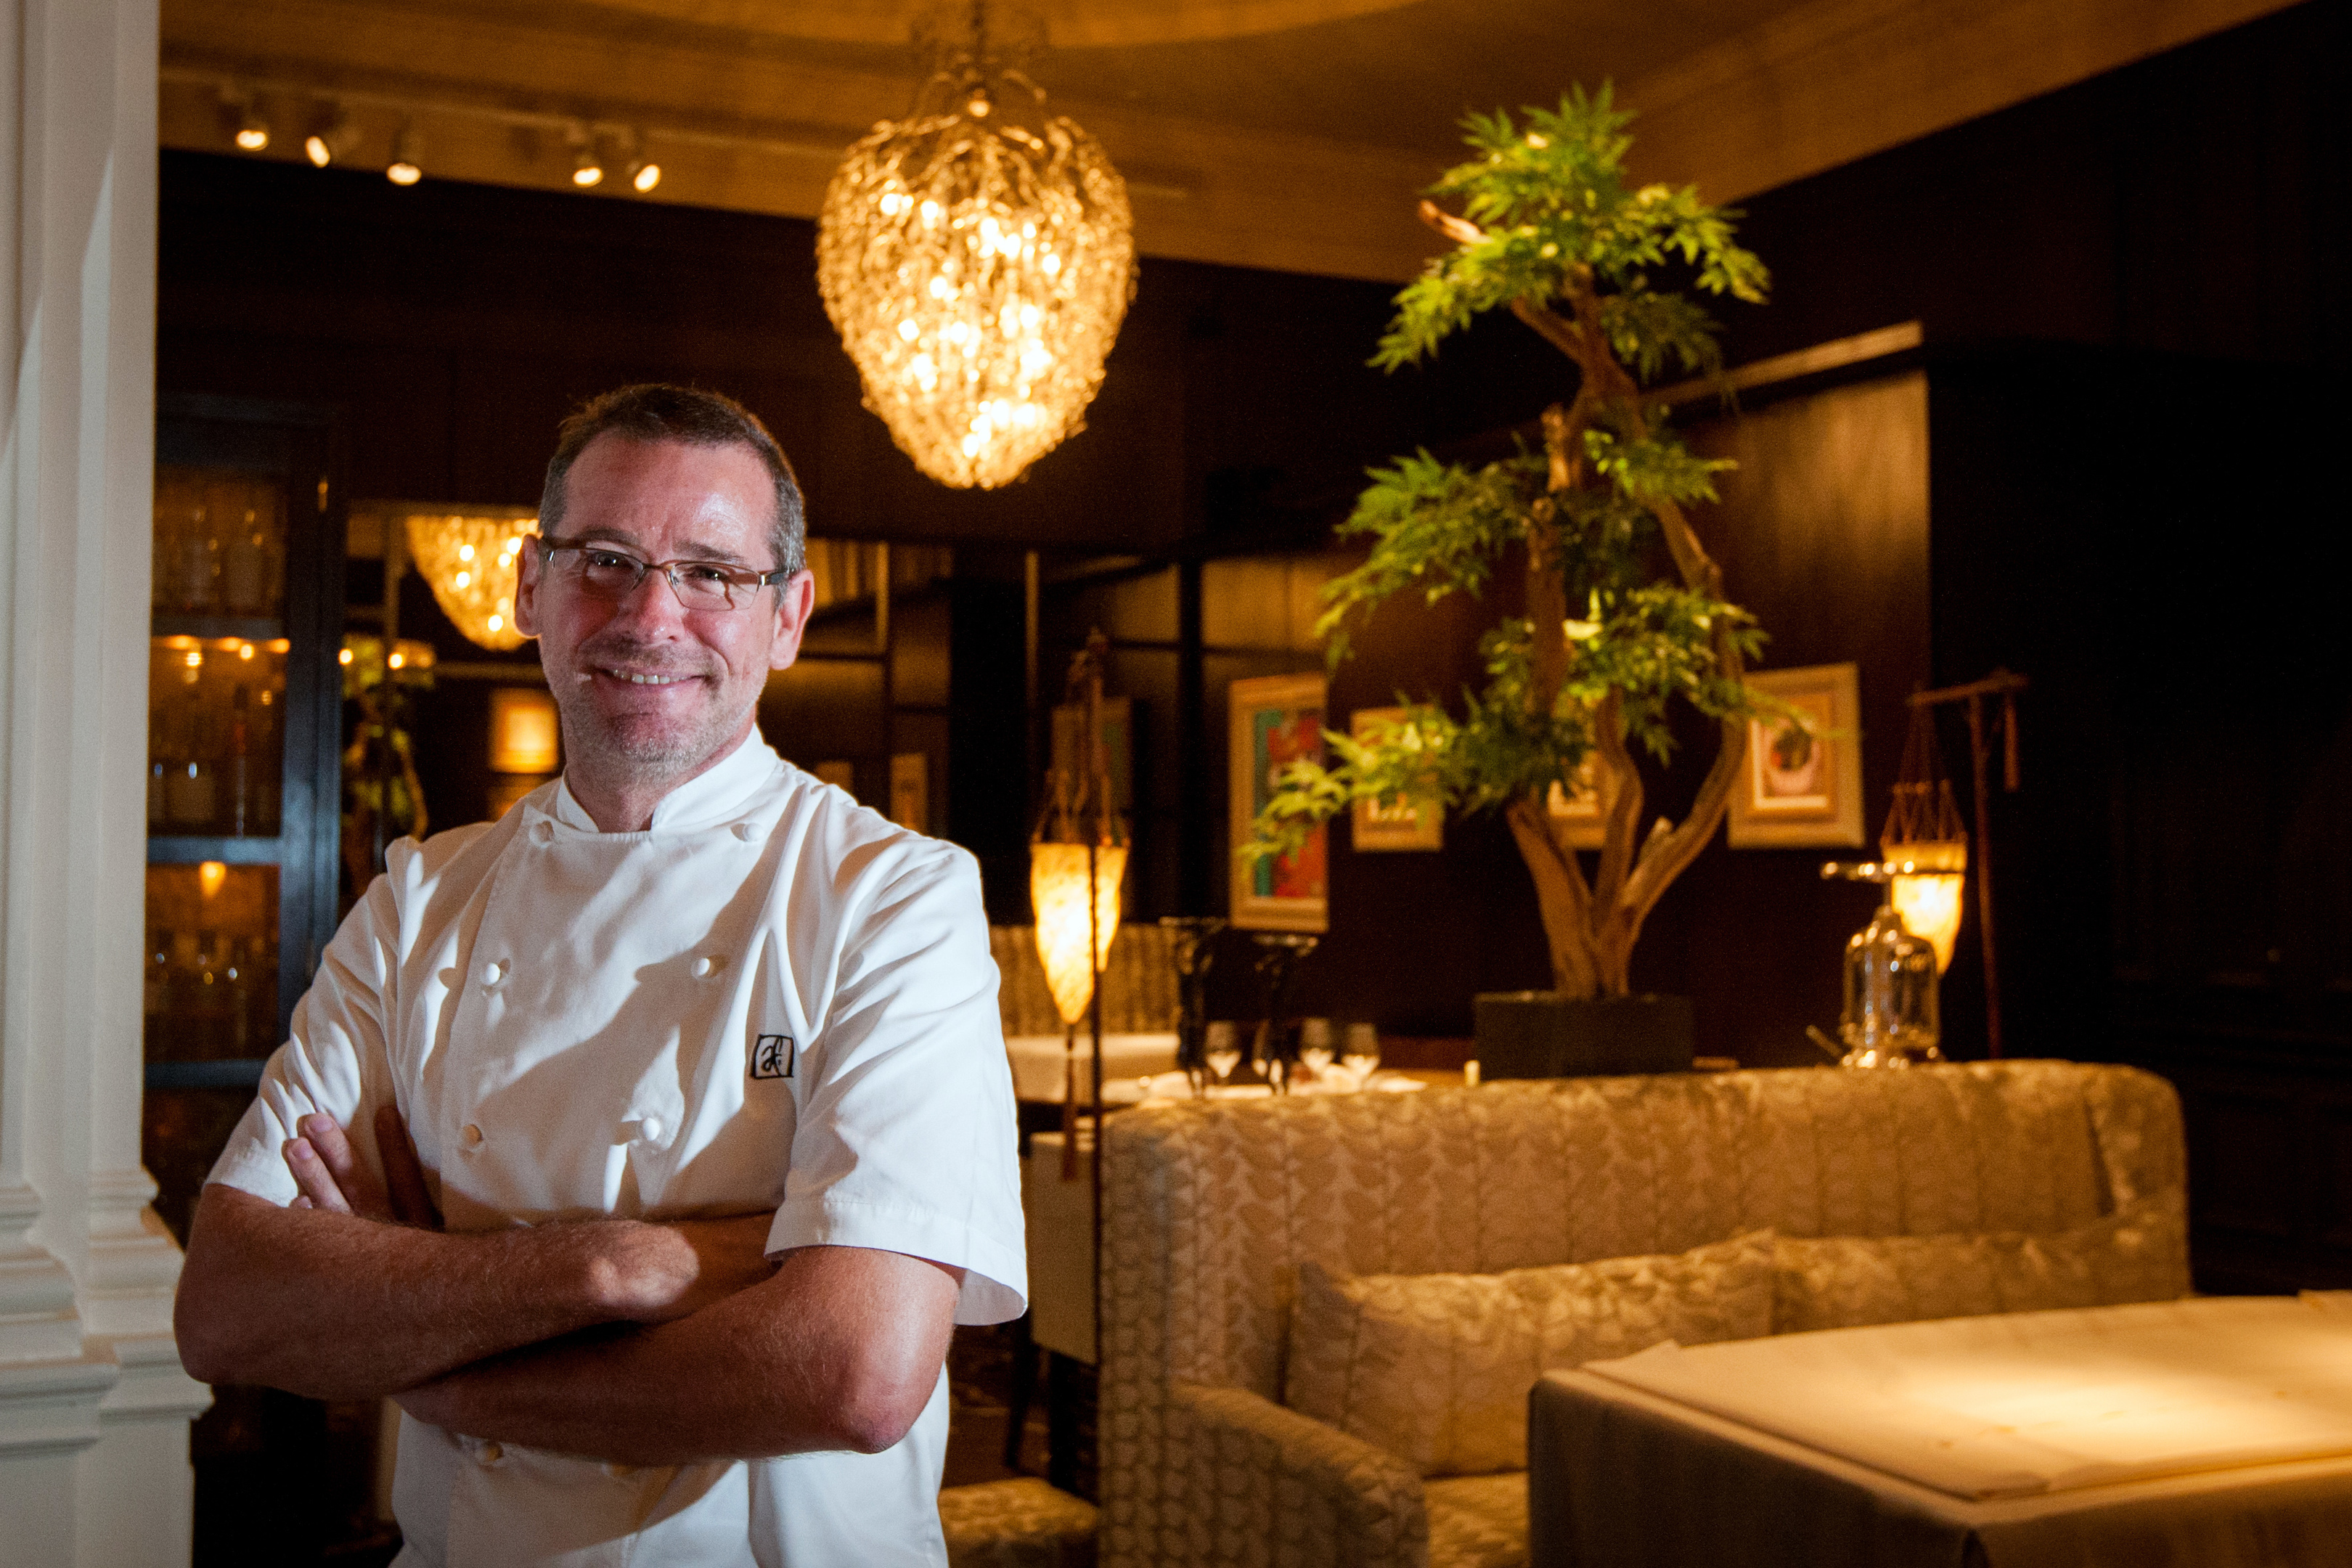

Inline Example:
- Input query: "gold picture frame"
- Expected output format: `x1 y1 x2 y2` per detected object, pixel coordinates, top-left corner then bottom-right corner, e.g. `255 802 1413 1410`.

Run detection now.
1229 672 1328 931
1727 661 1865 848
1348 706 1442 852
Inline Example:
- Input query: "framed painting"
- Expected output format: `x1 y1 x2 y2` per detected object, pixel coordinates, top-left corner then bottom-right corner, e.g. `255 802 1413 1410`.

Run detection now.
1349 706 1442 852
1727 661 1865 848
1229 672 1328 931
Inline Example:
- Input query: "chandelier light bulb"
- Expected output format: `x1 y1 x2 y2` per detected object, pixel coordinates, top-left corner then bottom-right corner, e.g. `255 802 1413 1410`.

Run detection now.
817 34 1135 490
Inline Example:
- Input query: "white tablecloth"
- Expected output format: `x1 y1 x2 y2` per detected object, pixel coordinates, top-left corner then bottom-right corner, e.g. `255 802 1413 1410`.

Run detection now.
1531 1295 2352 1568
1003 1032 1180 1103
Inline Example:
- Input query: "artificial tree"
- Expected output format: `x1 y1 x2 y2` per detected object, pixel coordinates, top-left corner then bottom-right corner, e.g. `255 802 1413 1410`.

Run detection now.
1252 88 1773 1003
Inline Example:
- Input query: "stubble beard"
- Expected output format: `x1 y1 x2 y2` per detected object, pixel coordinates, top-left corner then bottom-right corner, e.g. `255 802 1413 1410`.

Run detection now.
554 639 751 795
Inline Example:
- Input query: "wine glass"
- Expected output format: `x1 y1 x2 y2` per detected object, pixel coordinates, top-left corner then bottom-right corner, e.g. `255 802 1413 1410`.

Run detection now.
1204 1021 1241 1087
1299 1017 1335 1086
1341 1022 1381 1087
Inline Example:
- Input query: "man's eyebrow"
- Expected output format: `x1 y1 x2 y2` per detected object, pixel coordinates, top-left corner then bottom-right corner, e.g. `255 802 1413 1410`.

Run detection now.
555 526 756 567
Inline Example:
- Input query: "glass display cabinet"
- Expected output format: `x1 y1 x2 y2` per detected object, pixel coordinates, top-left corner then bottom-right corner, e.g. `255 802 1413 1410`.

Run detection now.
143 394 345 1241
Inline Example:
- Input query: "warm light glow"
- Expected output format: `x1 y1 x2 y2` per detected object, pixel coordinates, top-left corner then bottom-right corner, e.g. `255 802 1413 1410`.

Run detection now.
489 688 561 774
304 133 332 168
267 638 290 653
235 126 269 152
238 642 256 660
197 861 229 900
387 160 422 186
338 646 354 666
817 91 1135 489
632 160 662 193
1888 838 1967 973
573 150 603 187
402 514 539 650
1029 841 1128 1026
388 651 406 669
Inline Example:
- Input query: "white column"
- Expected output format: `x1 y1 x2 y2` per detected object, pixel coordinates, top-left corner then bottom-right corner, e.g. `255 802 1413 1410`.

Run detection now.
0 3 208 1564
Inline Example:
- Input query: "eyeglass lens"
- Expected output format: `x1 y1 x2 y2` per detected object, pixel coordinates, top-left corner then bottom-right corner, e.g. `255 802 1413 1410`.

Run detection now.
564 549 754 611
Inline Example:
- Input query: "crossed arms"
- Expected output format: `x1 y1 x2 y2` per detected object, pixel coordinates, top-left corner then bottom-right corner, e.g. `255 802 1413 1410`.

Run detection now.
172 1106 963 1466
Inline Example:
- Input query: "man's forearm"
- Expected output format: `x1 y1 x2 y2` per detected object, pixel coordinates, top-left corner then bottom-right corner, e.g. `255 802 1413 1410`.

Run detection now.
173 1184 736 1400
396 1244 963 1466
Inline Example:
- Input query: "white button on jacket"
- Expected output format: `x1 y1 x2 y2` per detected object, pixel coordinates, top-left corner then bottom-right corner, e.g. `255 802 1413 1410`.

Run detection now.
211 737 1027 1567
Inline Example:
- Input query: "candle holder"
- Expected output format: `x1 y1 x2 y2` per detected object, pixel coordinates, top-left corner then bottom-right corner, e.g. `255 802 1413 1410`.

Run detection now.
1251 931 1319 1093
1160 915 1228 1098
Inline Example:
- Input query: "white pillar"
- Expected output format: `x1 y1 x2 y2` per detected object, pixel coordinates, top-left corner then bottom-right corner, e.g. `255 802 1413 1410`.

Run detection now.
0 3 208 1564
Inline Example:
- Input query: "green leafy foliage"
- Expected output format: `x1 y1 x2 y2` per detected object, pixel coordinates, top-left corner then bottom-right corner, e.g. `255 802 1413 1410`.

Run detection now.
1373 86 1768 373
1246 84 1773 875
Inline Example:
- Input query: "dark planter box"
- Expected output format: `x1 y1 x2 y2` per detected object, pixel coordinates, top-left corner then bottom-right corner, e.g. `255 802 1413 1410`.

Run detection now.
1473 991 1696 1079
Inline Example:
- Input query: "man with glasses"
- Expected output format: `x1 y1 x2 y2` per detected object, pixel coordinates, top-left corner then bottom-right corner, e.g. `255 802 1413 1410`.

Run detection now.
174 385 1026 1566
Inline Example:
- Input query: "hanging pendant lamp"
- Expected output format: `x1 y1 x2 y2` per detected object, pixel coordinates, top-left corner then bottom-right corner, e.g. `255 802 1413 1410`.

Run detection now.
816 3 1135 489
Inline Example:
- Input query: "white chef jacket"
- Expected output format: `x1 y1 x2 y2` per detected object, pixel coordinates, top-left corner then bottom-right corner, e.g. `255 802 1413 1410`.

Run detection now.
207 733 1028 1567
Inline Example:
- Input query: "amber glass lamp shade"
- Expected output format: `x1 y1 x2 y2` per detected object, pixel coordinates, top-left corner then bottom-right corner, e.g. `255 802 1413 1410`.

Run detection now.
1029 840 1127 1026
1886 838 1967 974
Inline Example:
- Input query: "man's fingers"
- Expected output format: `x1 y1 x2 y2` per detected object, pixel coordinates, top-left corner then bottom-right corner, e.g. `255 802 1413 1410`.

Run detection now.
302 1112 361 1189
284 1137 355 1216
375 1104 440 1229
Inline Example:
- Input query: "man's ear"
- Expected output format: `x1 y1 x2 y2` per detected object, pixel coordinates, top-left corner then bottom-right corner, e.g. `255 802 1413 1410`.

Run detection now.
768 570 817 673
513 544 544 637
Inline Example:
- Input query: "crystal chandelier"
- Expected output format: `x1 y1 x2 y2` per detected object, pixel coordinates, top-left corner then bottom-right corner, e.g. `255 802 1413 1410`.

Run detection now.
403 513 538 650
817 5 1135 489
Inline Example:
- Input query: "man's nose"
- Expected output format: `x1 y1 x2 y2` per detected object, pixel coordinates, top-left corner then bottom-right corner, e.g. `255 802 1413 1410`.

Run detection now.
608 566 693 626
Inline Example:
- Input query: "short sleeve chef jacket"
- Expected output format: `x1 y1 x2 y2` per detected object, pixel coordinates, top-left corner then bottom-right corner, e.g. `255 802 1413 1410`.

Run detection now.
207 734 1028 1567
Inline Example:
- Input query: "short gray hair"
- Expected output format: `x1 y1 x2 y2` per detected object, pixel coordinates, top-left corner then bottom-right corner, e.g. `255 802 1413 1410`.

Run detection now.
539 384 806 574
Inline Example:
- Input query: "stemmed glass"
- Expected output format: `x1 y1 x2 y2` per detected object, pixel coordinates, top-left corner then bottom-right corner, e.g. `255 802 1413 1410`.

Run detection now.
1299 1017 1335 1087
1341 1022 1381 1087
1203 1021 1242 1088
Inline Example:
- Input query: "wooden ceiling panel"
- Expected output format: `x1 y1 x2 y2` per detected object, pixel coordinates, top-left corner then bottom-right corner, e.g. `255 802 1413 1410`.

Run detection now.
161 0 2308 282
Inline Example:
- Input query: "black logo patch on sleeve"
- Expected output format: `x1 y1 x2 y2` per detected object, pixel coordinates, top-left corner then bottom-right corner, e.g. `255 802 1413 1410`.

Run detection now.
751 1034 794 1080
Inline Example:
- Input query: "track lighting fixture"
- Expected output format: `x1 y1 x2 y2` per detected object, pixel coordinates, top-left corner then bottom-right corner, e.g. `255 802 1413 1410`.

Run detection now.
303 104 360 168
229 91 270 152
569 126 603 187
387 121 422 185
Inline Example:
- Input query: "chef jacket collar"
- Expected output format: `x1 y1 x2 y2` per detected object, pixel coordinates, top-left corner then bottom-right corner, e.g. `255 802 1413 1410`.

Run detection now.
547 728 784 834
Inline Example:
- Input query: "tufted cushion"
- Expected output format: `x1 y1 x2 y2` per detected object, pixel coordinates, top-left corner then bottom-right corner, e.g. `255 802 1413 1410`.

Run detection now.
1772 1197 2190 1334
1284 1230 1775 1475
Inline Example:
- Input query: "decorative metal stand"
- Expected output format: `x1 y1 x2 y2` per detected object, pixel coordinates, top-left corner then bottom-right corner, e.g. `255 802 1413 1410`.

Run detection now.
1251 931 1319 1093
1906 669 2028 1057
1161 915 1228 1098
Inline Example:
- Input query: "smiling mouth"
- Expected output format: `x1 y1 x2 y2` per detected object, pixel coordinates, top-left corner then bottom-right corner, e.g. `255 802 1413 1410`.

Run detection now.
597 667 699 687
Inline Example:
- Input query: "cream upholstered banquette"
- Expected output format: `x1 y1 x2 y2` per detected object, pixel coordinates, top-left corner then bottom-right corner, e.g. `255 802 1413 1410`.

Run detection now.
1097 1060 2190 1568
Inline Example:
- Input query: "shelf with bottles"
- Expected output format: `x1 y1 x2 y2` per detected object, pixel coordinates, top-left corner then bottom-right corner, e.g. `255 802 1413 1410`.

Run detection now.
144 861 278 1066
154 465 287 621
148 634 288 839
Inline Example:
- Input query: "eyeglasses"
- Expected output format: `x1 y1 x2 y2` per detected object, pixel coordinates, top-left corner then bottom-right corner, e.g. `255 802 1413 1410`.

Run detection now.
537 539 793 613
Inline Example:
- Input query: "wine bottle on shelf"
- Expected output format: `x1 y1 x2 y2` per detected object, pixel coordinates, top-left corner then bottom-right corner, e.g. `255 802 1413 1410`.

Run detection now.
176 502 217 614
167 701 218 830
221 507 266 615
228 683 252 836
147 709 168 828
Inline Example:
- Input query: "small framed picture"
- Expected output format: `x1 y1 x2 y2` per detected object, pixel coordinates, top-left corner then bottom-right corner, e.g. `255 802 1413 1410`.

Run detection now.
1545 753 1614 850
1349 706 1442 852
1230 672 1328 932
1727 661 1864 848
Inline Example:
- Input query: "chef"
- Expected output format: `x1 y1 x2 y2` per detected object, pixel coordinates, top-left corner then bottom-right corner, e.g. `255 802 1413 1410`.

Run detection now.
173 384 1027 1567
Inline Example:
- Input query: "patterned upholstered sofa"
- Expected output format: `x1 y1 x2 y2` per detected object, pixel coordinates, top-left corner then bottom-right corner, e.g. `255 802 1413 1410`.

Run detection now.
1098 1061 2189 1568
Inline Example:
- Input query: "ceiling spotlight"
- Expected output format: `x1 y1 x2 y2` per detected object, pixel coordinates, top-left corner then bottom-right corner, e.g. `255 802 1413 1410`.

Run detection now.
387 122 422 185
303 105 360 168
629 156 661 194
232 99 270 152
569 127 604 187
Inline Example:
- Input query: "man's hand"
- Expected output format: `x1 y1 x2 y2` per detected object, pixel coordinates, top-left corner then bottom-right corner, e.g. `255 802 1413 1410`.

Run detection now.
285 1106 439 1226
